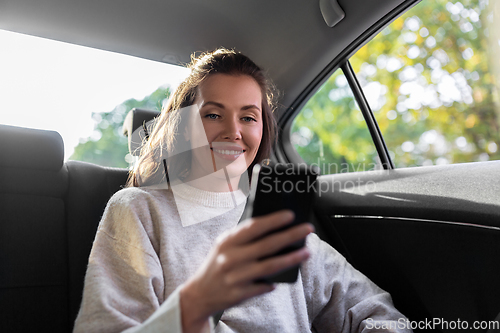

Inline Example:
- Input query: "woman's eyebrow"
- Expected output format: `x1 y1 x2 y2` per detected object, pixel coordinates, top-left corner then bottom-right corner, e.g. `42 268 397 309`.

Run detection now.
201 101 261 112
202 101 225 109
241 104 261 111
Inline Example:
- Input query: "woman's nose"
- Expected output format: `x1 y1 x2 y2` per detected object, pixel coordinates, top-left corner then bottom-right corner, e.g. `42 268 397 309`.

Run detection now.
221 117 242 140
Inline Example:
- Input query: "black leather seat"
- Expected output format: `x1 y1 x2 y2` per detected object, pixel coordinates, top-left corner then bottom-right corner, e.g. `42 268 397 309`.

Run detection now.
0 109 179 332
0 124 128 332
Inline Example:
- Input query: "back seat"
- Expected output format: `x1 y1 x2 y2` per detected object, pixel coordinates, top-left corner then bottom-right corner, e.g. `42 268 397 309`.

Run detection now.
0 124 128 332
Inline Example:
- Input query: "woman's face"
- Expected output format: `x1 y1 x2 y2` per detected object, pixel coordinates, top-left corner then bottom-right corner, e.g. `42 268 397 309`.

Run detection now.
185 73 263 189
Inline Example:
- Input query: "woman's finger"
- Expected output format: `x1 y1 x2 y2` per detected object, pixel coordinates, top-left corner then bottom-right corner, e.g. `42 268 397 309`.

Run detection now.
225 246 311 285
223 282 276 306
237 223 314 263
224 210 295 246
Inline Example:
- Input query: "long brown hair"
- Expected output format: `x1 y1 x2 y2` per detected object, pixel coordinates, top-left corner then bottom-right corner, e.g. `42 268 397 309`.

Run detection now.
126 48 277 187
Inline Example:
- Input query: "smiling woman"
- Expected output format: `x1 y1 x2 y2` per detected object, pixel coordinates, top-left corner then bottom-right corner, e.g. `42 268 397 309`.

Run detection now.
186 74 264 192
73 48 412 333
127 48 277 188
0 29 188 162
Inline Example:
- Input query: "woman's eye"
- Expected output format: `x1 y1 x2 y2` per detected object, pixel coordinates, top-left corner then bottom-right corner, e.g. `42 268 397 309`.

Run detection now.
205 114 220 120
242 116 256 122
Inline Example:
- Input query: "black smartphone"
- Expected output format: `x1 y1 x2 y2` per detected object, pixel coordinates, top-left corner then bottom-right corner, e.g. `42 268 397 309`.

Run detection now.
243 162 319 283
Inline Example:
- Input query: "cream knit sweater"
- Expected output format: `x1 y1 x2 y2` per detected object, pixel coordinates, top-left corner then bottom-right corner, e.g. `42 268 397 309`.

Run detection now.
74 184 411 333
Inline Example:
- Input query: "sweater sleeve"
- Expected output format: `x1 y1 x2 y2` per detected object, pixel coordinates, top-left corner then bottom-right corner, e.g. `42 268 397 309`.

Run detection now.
73 188 184 333
304 234 412 333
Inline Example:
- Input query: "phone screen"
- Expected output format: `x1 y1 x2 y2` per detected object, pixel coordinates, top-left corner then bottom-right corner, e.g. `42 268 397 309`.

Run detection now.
243 162 319 283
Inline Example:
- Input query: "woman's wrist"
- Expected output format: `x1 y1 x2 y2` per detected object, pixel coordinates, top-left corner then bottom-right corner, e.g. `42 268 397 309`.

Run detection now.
179 282 211 333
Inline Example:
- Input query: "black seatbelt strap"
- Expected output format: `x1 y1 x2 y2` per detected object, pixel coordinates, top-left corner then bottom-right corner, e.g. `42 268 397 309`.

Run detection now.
213 309 224 327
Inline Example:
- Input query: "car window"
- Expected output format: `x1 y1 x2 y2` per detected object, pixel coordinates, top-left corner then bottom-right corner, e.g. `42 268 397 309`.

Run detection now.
291 69 380 174
0 29 189 168
291 0 499 170
353 0 500 167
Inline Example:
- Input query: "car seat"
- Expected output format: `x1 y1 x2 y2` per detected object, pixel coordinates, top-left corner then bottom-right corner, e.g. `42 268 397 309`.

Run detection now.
0 124 128 332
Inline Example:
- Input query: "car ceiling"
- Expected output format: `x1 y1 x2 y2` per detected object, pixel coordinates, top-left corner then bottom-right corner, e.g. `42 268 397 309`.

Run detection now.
0 0 415 118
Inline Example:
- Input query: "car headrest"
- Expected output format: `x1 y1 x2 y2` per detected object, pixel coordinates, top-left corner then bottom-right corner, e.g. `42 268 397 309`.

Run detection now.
122 108 161 156
0 124 64 171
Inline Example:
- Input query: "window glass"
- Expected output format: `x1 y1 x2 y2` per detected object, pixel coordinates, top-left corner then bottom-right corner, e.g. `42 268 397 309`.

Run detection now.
290 69 380 174
0 29 189 168
351 0 500 167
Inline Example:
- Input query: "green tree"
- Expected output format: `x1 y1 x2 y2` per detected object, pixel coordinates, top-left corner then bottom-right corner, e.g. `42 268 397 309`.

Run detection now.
70 86 170 168
292 0 500 172
291 71 379 173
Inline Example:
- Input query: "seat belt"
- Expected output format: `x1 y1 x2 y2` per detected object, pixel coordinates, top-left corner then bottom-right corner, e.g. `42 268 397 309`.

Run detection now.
213 310 224 327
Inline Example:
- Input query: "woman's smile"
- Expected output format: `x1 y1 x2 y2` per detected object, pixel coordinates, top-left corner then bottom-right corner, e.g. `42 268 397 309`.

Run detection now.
210 143 246 161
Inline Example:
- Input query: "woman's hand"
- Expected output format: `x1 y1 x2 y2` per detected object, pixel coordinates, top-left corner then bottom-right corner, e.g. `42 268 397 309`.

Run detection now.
179 209 313 333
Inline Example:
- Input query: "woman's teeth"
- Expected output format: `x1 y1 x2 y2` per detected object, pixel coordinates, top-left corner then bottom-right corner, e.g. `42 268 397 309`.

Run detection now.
213 149 243 155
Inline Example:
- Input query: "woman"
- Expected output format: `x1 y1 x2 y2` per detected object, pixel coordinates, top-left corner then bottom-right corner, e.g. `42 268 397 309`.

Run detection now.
74 48 411 333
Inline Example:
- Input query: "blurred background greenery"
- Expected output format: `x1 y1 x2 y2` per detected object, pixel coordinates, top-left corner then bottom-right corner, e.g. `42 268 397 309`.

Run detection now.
70 87 169 168
292 0 500 172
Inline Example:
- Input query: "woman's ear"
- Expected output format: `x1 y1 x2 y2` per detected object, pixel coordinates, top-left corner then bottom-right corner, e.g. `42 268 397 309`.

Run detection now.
183 126 190 142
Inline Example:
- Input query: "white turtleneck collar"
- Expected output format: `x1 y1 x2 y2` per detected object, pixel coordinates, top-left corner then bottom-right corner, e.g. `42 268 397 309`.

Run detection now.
146 180 248 227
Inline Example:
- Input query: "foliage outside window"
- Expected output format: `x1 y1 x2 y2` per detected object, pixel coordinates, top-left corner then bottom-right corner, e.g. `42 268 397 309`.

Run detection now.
70 87 170 168
292 0 500 171
353 0 500 167
291 70 379 174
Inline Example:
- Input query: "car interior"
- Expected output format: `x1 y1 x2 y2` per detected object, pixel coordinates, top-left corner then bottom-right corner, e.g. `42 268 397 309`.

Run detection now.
1 0 499 332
